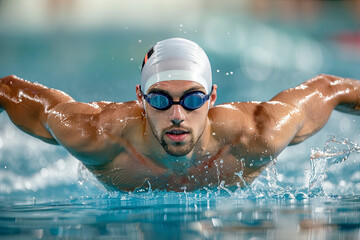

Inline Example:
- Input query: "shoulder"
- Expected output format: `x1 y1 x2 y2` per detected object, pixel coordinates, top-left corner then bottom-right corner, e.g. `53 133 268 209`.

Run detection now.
208 101 302 154
47 100 144 155
95 101 144 136
208 102 260 144
209 101 263 126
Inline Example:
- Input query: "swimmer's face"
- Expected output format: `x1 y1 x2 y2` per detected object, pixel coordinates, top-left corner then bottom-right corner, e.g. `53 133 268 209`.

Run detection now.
136 81 217 157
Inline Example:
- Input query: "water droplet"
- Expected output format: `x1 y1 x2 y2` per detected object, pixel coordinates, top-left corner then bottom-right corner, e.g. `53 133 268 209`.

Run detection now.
56 159 65 170
216 69 220 73
130 58 134 61
138 39 142 43
40 168 49 178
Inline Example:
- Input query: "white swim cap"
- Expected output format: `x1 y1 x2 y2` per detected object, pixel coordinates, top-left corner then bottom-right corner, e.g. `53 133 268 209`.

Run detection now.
141 38 212 94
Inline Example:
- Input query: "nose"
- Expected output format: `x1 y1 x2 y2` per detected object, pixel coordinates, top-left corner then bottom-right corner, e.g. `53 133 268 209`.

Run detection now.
169 104 185 125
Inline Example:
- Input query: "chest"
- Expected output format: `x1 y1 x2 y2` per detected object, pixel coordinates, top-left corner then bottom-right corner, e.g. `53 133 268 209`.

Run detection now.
90 139 261 192
104 144 246 191
149 152 246 191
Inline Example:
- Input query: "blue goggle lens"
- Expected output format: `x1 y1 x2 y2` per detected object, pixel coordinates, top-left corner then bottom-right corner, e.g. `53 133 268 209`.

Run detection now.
182 92 207 110
143 91 210 111
147 94 170 109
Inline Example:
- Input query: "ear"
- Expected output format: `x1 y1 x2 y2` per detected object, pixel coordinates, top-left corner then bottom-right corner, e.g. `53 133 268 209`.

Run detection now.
135 85 144 109
209 84 217 108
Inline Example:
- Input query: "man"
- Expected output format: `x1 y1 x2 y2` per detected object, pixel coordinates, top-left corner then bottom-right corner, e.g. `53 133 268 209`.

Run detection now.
0 38 359 192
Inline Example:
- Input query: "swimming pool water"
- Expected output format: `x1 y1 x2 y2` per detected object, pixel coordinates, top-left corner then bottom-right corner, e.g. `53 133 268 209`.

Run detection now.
2 192 360 239
1 2 360 239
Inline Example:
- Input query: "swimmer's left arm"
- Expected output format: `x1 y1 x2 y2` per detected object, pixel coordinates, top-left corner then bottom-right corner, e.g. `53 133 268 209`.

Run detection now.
269 74 360 146
220 74 359 160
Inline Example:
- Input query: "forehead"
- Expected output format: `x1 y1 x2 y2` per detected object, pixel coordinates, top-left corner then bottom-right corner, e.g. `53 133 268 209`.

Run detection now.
147 80 206 94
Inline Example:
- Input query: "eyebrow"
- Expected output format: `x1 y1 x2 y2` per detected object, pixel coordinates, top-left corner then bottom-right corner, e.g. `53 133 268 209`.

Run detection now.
148 86 205 95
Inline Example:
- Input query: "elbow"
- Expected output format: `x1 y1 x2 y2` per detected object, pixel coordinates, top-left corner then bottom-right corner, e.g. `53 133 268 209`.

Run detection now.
312 74 339 86
1 75 22 83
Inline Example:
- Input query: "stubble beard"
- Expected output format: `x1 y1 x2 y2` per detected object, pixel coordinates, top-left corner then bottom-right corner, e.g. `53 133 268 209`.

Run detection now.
160 135 195 157
148 120 196 157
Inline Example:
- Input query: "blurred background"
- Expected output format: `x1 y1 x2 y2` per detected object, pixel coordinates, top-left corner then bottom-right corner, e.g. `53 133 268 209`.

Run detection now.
1 0 360 197
1 0 360 102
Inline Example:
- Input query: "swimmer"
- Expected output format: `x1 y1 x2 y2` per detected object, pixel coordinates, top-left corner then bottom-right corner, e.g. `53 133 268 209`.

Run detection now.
0 38 359 192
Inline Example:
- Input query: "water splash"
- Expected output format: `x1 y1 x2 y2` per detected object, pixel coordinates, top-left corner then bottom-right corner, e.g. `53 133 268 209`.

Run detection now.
77 162 107 193
308 137 360 197
229 137 360 200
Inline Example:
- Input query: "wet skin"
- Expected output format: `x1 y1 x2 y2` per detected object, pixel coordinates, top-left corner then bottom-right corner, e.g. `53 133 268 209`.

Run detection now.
0 74 359 191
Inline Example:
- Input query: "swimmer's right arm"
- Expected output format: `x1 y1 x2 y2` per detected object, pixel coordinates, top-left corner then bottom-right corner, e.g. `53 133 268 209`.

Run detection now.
0 75 140 166
0 75 75 144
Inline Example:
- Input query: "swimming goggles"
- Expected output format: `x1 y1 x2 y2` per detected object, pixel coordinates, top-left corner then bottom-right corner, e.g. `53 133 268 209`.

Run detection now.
141 88 213 111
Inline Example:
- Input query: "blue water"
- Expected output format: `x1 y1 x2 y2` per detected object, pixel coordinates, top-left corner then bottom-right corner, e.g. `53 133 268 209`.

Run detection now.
3 193 360 239
1 2 360 239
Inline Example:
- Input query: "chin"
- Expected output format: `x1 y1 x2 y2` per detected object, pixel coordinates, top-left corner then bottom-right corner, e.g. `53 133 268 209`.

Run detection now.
163 144 194 157
160 134 196 157
166 150 189 157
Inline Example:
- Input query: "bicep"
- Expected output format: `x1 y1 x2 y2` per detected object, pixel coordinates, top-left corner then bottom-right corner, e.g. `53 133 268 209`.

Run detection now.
269 76 341 144
46 101 135 166
47 102 105 151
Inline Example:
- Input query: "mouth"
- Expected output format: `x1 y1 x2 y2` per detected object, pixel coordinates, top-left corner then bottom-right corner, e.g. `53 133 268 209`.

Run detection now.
165 129 190 142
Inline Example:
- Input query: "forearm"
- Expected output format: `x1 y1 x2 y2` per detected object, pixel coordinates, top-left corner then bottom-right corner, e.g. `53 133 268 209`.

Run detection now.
0 75 74 144
271 74 360 144
331 76 360 114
